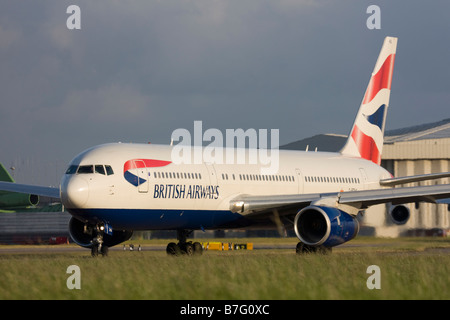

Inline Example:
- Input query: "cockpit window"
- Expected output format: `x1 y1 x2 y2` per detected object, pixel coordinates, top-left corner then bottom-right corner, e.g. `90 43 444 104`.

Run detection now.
77 165 94 174
95 165 106 175
66 164 113 175
105 165 114 175
65 165 78 174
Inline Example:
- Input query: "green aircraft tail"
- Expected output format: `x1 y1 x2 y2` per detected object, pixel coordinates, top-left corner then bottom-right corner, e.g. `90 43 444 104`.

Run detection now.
0 163 40 210
0 163 14 182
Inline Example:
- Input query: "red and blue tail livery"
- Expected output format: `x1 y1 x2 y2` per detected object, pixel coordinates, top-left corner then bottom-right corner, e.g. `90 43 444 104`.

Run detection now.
340 37 397 165
123 159 171 186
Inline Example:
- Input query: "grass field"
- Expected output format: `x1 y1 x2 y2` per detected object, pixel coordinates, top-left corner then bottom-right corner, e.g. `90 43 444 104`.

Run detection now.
1 237 450 300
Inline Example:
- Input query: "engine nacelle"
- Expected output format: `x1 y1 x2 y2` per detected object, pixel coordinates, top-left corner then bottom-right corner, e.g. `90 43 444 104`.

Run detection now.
0 193 39 209
389 204 410 225
69 217 133 248
294 206 359 247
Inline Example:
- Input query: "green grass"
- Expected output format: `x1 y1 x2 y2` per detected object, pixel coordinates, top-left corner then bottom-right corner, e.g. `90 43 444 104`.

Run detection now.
1 237 450 300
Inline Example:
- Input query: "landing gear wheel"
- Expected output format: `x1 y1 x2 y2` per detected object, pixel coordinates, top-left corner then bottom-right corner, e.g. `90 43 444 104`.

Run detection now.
296 242 332 255
193 242 203 256
316 246 332 255
91 244 109 257
166 242 181 255
91 245 99 257
101 245 109 257
183 242 194 256
296 242 316 254
166 230 204 256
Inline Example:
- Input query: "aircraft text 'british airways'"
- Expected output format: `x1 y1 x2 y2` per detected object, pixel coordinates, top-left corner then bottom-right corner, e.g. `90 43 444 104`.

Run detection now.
153 184 220 200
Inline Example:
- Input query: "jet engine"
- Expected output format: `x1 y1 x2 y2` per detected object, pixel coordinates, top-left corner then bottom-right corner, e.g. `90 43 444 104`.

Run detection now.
69 217 133 248
389 204 410 225
294 206 359 247
0 193 39 209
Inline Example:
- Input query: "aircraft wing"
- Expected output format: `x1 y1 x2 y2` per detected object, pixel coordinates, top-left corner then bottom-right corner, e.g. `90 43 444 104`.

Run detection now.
338 184 450 207
379 171 450 187
0 181 60 199
229 184 450 216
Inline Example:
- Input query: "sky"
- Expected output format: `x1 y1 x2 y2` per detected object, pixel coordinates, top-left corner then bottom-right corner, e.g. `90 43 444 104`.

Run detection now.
1 0 449 186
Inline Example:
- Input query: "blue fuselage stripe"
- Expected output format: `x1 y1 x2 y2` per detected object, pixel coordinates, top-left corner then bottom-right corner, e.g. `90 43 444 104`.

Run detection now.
67 208 250 230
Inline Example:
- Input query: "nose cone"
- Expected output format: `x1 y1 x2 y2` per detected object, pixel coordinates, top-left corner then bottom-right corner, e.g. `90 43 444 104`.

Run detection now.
61 176 89 208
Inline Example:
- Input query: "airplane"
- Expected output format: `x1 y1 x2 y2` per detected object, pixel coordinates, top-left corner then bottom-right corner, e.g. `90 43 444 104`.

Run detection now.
0 163 39 211
1 36 450 256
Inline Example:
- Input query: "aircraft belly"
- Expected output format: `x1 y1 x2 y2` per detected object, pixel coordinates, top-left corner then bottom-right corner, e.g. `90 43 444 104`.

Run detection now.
67 208 248 230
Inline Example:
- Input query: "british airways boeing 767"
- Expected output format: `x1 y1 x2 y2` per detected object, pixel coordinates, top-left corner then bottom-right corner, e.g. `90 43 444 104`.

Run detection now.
1 37 450 256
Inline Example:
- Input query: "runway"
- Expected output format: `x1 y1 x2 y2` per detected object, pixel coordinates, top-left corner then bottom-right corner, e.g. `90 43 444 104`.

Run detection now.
1 239 450 255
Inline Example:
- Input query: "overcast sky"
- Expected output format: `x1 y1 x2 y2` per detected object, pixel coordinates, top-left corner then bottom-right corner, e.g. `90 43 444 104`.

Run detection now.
1 1 449 186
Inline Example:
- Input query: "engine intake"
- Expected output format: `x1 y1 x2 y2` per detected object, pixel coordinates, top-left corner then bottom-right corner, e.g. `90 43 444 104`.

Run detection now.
389 204 410 225
294 206 359 247
69 217 133 248
0 193 39 209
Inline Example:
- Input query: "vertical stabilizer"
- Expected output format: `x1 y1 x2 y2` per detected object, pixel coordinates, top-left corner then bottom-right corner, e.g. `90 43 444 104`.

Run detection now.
340 37 397 165
0 163 15 182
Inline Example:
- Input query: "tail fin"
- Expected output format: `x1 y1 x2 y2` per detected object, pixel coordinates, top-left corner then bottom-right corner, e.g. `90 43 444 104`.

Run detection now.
0 163 15 182
340 36 397 165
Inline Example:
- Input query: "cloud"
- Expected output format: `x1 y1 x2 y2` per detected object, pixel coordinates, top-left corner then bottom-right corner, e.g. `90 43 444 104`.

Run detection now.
0 25 22 51
59 85 150 121
1 0 450 185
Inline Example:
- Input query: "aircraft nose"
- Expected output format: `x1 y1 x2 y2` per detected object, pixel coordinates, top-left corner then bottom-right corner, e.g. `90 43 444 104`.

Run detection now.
62 176 89 208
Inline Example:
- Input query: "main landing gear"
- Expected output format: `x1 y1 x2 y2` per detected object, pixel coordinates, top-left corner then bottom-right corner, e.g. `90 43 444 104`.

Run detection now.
166 230 203 256
296 242 332 255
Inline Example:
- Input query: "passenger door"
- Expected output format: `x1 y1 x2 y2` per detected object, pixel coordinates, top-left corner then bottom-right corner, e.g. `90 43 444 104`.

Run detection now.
295 168 304 194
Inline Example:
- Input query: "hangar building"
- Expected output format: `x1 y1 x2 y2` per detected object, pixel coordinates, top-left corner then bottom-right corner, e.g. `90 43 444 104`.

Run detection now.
372 118 450 236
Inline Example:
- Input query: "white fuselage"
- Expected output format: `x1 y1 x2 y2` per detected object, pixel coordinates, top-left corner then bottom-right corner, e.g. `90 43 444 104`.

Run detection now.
60 143 392 230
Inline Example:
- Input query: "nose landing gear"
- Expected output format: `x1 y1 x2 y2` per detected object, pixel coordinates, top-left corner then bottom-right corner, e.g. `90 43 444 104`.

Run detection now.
166 229 203 256
90 224 108 257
